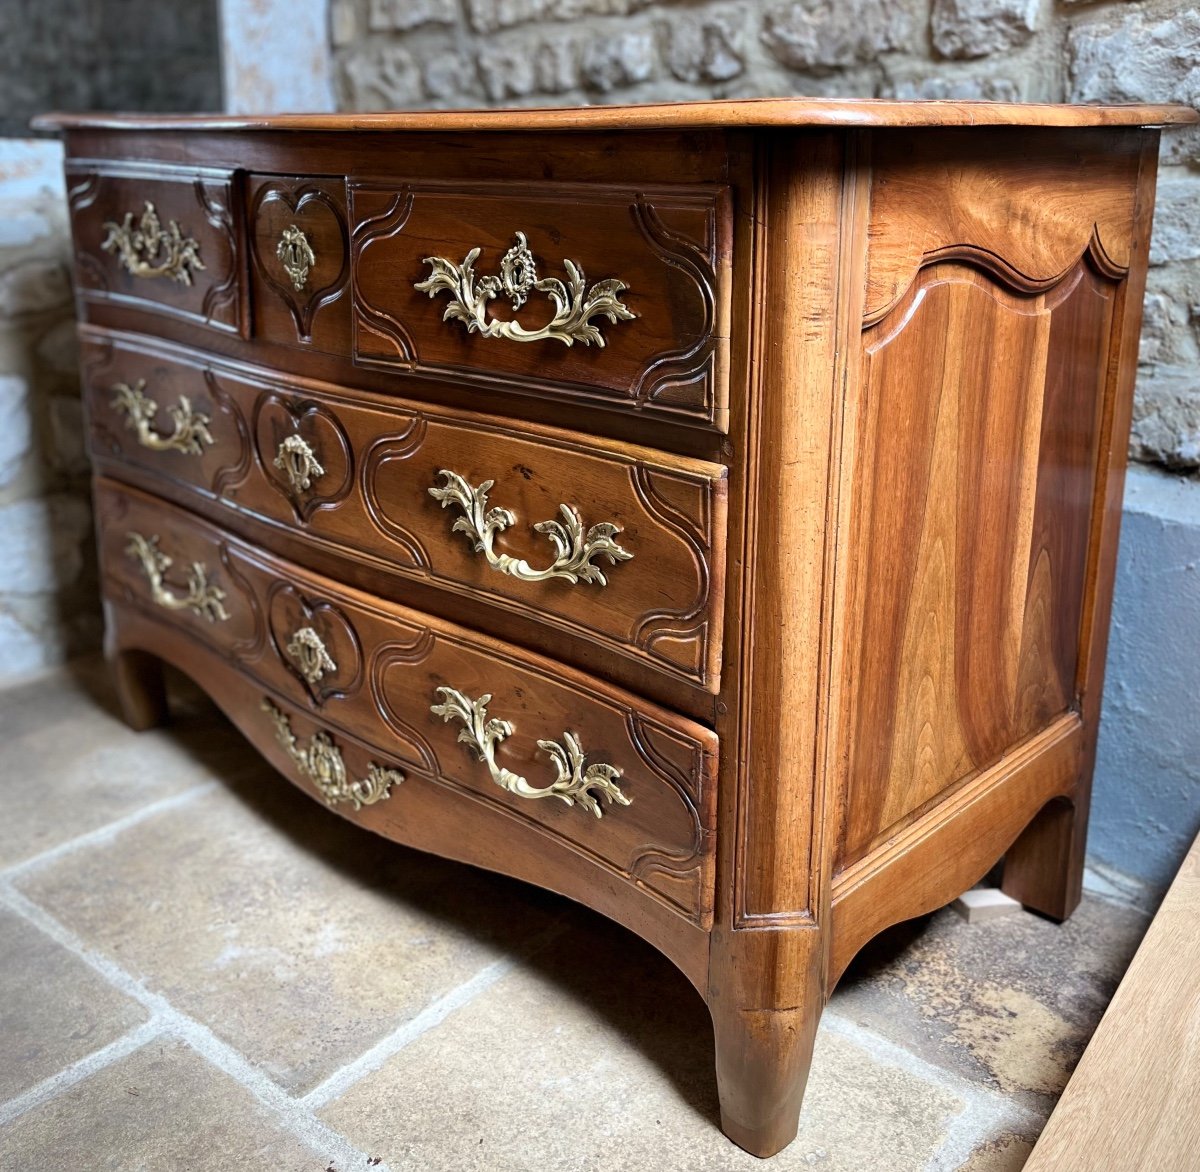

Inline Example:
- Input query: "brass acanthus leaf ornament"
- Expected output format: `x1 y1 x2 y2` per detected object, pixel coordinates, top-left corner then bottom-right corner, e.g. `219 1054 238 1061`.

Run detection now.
415 231 636 347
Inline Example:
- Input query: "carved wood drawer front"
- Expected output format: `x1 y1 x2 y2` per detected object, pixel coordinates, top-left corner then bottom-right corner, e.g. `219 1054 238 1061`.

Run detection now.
81 330 728 693
65 165 244 336
94 476 718 928
349 182 732 431
247 175 351 351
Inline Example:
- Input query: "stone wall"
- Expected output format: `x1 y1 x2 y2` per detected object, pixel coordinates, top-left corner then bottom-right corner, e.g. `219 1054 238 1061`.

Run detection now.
330 0 1200 476
0 0 222 685
0 143 98 678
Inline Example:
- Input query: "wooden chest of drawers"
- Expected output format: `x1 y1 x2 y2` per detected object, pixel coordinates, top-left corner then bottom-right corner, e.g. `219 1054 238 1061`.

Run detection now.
40 98 1195 1157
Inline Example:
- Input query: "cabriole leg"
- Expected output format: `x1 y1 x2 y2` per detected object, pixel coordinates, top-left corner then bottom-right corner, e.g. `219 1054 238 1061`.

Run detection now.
709 927 825 1158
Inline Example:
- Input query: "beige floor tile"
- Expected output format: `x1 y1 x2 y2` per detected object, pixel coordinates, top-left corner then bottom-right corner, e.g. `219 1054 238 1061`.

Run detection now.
832 897 1150 1113
16 760 567 1095
319 915 966 1172
0 660 258 869
0 1039 323 1171
0 905 147 1102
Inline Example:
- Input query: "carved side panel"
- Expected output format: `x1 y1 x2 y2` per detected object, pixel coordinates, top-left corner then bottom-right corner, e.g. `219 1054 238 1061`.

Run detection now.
66 163 244 335
349 181 731 430
247 176 351 349
839 257 1118 864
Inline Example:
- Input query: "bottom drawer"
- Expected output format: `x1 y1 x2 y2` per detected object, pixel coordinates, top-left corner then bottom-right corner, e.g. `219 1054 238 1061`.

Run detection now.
95 477 718 930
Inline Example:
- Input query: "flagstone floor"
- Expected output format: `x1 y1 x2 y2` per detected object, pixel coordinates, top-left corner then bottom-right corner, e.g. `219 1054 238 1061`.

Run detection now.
0 658 1154 1171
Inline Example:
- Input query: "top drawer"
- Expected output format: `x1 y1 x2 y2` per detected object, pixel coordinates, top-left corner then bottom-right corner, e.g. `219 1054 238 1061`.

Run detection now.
66 163 244 336
348 182 732 431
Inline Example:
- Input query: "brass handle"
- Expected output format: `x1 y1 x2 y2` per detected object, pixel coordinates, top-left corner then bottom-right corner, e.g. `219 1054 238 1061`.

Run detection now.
126 532 228 623
285 626 336 684
415 231 635 348
277 224 315 291
430 686 630 819
111 380 214 456
262 699 400 810
429 470 633 586
274 435 324 494
101 200 205 285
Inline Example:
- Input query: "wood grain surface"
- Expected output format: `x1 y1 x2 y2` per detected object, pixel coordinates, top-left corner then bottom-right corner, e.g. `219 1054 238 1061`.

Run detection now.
1023 832 1200 1172
34 96 1198 133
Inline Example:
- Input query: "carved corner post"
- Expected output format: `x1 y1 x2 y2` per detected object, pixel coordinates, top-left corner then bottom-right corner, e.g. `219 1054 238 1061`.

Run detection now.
707 132 865 1158
1001 131 1163 921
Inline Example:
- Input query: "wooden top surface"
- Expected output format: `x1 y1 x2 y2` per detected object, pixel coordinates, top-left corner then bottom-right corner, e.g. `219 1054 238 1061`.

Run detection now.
1023 833 1200 1172
33 96 1198 134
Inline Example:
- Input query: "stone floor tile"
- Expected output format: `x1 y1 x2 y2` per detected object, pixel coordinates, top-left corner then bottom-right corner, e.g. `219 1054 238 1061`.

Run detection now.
831 897 1150 1114
319 914 966 1172
0 659 260 869
0 1039 323 1170
16 756 567 1096
0 905 147 1102
957 1133 1036 1171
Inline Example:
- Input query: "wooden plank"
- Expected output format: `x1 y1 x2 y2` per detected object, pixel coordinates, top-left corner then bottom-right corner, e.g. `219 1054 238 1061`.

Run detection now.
1025 834 1200 1172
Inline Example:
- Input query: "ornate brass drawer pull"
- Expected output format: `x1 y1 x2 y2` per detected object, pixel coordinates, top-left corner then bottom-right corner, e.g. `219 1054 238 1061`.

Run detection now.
415 231 635 348
431 686 630 819
111 380 214 456
261 699 400 810
277 224 315 291
286 626 336 684
429 469 633 586
101 200 206 285
274 434 324 494
126 532 229 623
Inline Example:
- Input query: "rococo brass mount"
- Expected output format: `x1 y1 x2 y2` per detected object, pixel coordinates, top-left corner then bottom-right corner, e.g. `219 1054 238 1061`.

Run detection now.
429 469 633 585
415 231 636 347
101 200 205 285
111 379 214 456
125 532 228 623
431 685 630 818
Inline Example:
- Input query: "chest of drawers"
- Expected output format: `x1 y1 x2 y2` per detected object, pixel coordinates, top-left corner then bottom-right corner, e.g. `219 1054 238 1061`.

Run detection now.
40 98 1194 1157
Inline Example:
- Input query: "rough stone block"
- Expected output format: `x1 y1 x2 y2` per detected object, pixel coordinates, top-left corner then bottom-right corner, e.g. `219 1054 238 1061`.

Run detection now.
580 28 656 91
762 0 914 72
1068 8 1200 164
0 259 72 320
339 44 423 109
931 0 1040 60
0 494 91 596
1131 372 1200 473
465 0 657 36
665 10 745 84
1149 175 1200 267
368 0 454 31
0 373 33 491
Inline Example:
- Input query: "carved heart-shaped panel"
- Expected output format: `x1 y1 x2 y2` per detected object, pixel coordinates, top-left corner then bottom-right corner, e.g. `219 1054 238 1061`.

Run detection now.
267 583 363 706
250 182 349 341
254 391 353 523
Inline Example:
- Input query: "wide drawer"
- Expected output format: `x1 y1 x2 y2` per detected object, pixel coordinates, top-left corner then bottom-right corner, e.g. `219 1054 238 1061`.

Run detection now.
348 180 731 430
82 329 728 693
95 477 718 927
66 163 244 336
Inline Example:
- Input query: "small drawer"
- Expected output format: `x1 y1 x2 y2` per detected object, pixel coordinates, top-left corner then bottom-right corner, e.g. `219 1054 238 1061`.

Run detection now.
65 163 244 335
246 174 351 351
95 478 717 928
82 330 728 693
349 180 732 431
